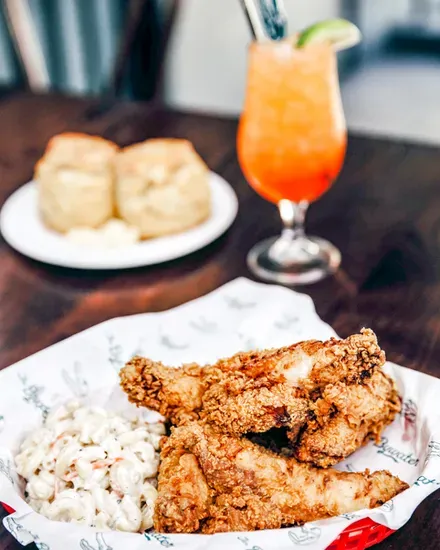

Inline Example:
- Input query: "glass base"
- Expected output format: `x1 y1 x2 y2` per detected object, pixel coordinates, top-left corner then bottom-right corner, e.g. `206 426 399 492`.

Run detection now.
247 235 341 285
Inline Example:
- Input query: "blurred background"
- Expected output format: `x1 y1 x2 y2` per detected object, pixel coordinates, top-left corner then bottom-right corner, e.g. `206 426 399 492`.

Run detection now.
0 0 439 144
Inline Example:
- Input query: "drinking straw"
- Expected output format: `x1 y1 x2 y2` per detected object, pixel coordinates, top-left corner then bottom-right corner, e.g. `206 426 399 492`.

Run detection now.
239 0 267 41
260 0 287 40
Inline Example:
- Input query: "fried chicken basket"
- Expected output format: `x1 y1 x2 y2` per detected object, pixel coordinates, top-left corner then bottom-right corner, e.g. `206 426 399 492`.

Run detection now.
0 278 439 550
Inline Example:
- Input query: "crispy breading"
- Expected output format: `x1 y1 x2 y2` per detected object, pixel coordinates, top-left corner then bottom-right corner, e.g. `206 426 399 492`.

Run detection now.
294 369 401 466
154 423 408 533
120 358 205 425
120 329 385 439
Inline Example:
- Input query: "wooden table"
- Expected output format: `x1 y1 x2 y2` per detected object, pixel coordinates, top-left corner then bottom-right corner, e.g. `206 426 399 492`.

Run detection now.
0 91 439 549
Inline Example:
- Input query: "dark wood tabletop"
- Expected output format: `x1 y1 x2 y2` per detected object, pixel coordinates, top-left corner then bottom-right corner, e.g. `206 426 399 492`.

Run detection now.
0 91 439 549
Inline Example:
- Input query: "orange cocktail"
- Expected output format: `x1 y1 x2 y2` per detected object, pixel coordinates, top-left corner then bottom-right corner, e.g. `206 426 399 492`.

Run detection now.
238 39 346 285
238 41 346 204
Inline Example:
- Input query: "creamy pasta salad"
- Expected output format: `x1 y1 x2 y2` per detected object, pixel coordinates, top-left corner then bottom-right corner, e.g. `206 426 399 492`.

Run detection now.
15 400 165 533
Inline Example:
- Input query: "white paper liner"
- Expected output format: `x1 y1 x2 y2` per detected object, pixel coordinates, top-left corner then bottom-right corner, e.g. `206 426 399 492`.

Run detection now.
0 278 439 550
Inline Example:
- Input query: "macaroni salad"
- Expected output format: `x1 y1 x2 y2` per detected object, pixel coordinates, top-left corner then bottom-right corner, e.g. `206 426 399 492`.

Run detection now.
15 400 165 532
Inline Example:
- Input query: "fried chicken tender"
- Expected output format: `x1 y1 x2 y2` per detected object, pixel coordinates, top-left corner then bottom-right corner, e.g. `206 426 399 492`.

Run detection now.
120 329 384 437
294 369 401 467
120 359 205 425
154 422 408 534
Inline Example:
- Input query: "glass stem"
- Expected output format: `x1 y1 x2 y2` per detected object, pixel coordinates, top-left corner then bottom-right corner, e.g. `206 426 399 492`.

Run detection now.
268 200 309 264
278 199 309 241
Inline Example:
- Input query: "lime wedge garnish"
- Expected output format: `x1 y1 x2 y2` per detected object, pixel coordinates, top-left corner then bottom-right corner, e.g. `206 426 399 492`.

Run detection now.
297 19 362 51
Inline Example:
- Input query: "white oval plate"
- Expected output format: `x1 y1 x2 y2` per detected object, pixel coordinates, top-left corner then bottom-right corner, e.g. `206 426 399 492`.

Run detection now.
0 172 238 270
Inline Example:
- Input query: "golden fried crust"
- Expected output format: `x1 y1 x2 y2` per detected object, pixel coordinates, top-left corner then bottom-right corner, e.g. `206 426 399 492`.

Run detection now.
155 447 211 533
203 328 384 391
154 423 408 533
200 385 309 436
120 357 205 425
119 329 386 440
294 370 401 467
303 329 385 390
322 369 400 423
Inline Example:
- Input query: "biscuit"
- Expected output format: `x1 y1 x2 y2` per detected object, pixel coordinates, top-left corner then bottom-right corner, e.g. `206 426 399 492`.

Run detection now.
114 139 211 238
36 132 118 233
